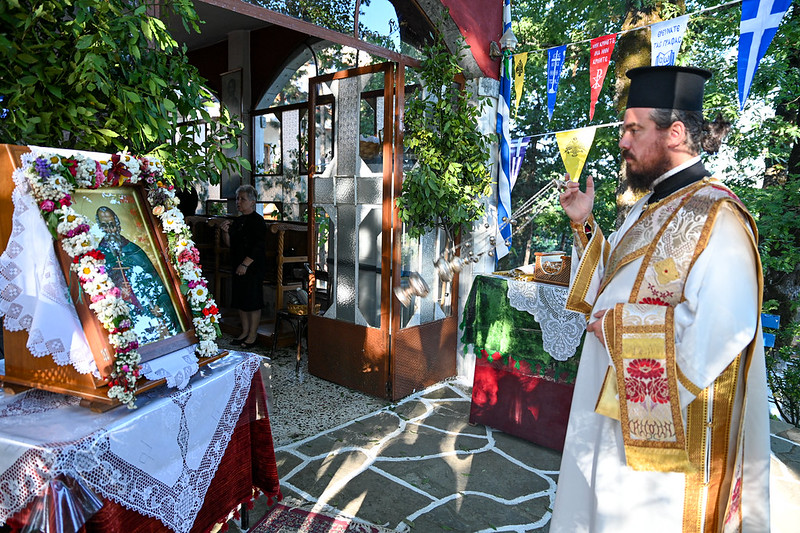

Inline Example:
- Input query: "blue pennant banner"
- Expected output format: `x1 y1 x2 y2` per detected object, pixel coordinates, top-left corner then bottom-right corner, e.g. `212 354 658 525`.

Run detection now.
546 45 567 121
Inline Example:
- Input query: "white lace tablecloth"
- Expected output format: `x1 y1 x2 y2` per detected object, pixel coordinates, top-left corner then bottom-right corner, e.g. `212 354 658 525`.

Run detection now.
505 278 586 361
0 351 261 533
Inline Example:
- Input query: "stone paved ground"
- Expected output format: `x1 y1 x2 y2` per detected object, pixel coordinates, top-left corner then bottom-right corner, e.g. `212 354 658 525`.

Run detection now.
223 340 800 532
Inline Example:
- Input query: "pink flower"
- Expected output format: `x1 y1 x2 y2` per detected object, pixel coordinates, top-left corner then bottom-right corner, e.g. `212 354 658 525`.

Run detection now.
40 200 56 212
94 162 105 188
61 158 78 177
178 250 191 262
59 194 72 207
91 293 105 303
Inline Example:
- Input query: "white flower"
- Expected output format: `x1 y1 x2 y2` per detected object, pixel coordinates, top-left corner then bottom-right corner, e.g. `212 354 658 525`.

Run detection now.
120 154 142 183
71 253 104 275
84 277 114 297
195 340 218 358
89 296 128 325
178 262 202 282
108 329 137 348
160 208 185 233
61 233 100 257
187 285 208 306
173 238 196 258
74 155 98 187
192 315 217 335
56 208 89 234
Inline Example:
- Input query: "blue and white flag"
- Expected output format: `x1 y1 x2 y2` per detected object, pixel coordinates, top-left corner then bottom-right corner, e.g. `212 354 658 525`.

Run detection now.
650 14 690 66
738 0 793 111
495 0 514 260
546 45 567 121
510 136 532 190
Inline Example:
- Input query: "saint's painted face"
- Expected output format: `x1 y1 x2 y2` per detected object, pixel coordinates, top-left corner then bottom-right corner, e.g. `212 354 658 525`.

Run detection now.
97 207 121 235
619 107 673 193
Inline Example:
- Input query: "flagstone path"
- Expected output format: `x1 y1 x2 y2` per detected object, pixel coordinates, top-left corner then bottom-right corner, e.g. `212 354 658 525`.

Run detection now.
225 343 800 533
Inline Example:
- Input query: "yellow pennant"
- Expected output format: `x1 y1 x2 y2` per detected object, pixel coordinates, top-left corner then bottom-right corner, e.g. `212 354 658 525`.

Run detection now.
513 52 528 117
556 126 596 182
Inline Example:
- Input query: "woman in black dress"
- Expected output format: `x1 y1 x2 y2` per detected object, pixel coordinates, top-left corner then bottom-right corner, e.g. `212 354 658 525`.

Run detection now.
220 185 266 347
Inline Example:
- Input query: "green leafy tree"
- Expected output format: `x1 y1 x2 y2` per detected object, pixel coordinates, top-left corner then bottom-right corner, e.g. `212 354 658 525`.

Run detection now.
396 34 494 245
0 0 249 188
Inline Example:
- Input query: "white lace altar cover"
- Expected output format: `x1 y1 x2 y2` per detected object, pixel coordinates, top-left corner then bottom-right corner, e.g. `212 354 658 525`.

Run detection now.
139 344 201 390
0 170 98 375
505 277 586 361
0 351 261 533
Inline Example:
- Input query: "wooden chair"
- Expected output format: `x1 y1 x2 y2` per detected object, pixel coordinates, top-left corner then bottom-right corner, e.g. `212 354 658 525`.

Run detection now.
267 222 308 312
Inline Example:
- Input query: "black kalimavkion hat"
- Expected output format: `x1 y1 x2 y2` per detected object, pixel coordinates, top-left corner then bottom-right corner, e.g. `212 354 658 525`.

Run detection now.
626 65 712 111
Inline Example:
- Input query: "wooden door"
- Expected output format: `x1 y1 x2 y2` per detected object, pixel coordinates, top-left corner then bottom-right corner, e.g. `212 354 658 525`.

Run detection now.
306 63 457 400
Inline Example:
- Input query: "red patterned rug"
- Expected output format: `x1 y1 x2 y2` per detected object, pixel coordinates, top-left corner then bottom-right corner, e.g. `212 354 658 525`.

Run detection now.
250 498 395 533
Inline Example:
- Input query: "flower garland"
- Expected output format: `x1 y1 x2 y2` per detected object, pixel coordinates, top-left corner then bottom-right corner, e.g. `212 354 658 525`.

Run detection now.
17 150 221 408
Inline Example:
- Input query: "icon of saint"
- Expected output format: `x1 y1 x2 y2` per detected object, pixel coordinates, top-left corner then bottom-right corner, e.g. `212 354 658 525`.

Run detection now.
95 206 180 344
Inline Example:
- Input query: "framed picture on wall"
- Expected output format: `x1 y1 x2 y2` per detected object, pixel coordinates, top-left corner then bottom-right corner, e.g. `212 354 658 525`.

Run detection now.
221 68 243 117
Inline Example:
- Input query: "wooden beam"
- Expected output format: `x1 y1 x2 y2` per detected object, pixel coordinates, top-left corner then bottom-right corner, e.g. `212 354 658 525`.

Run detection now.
198 0 421 68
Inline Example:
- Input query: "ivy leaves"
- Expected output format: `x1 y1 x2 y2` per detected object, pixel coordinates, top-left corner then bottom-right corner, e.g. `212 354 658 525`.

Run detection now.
396 35 494 241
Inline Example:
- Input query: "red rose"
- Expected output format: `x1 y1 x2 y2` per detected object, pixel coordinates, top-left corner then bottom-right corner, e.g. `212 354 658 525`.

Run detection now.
625 376 648 403
649 377 670 404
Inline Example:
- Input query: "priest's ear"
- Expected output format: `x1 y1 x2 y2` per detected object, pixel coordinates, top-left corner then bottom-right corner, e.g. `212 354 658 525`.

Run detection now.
666 119 688 150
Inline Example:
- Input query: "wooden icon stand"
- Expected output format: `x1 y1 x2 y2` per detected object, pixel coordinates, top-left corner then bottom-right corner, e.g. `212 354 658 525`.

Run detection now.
0 144 225 411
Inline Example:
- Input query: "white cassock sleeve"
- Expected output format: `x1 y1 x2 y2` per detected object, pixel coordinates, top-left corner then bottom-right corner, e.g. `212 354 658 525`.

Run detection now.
673 203 759 408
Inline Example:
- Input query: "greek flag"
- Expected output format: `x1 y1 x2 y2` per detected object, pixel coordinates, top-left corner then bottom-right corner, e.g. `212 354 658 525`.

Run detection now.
738 0 793 111
495 0 513 260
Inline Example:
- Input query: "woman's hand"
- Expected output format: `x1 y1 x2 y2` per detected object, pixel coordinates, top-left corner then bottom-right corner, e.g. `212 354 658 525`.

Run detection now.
236 263 248 276
559 173 595 225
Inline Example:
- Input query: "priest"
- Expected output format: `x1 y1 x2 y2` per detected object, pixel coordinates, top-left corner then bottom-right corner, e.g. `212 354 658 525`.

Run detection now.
551 66 770 532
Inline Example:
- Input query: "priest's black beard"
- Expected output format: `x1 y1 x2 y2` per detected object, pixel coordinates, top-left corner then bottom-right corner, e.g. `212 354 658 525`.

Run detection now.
623 151 673 194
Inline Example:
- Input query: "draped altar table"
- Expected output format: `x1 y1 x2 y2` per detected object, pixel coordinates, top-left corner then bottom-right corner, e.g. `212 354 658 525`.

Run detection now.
0 351 281 533
460 274 586 451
